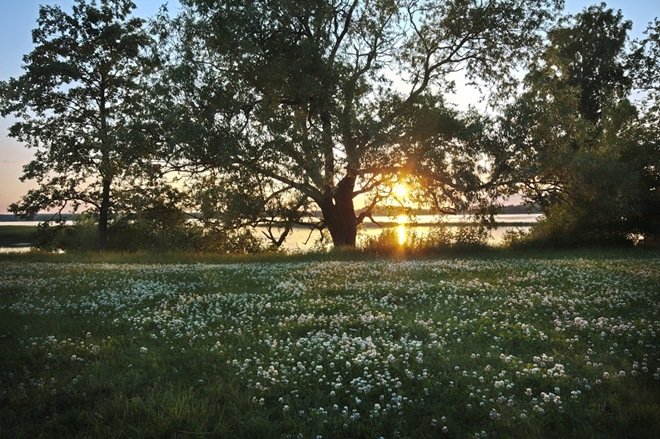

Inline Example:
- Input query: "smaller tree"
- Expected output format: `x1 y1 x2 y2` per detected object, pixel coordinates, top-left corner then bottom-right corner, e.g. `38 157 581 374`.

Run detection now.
0 0 159 250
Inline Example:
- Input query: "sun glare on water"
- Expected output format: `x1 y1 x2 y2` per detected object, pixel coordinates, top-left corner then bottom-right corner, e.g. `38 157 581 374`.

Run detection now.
396 214 407 246
391 182 410 246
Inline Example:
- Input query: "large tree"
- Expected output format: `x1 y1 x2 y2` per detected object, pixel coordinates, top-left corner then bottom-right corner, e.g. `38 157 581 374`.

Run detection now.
157 0 562 247
499 5 659 245
0 0 158 250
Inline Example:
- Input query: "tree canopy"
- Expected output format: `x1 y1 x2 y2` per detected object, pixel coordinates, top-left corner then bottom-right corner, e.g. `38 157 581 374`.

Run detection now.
498 4 659 245
155 0 563 247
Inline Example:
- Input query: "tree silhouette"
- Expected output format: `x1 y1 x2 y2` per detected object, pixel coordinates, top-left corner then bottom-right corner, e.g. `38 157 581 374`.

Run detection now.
1 0 159 250
156 0 561 247
499 5 659 245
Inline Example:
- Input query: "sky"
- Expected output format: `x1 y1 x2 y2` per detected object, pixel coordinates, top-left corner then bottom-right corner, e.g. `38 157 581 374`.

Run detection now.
0 0 658 213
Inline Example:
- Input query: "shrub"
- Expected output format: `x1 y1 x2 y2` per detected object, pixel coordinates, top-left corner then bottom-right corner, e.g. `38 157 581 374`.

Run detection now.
32 217 265 254
503 206 638 249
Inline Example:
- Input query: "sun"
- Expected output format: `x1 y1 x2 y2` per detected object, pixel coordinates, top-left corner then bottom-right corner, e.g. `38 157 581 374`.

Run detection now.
392 182 409 200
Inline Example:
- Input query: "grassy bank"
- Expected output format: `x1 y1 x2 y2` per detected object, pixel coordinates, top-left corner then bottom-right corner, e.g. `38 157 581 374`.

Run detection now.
1 252 659 437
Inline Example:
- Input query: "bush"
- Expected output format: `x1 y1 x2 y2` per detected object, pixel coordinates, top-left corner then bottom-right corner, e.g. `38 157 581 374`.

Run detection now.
196 226 265 254
503 206 639 249
33 220 97 251
33 217 265 254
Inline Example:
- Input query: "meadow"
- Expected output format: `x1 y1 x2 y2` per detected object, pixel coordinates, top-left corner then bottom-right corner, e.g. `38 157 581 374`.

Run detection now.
0 252 659 438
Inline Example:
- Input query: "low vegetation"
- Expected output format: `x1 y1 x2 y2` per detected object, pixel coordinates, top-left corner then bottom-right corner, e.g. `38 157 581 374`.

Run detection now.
0 226 38 247
1 252 658 438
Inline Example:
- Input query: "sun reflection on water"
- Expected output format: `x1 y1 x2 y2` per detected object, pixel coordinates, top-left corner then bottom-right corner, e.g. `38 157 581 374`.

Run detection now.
396 214 407 246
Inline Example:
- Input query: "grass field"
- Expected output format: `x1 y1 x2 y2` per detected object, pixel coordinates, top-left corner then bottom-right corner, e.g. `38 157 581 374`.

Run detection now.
1 252 659 438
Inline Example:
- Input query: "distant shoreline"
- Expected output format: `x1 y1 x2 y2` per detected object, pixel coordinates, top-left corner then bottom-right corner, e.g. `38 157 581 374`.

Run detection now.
0 205 542 223
0 219 540 228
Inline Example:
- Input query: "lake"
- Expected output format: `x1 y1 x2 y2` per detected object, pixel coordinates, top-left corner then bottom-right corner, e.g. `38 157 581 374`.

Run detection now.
0 214 542 253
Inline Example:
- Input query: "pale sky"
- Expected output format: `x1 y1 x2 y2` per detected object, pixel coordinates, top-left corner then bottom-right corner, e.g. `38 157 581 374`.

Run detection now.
0 0 658 213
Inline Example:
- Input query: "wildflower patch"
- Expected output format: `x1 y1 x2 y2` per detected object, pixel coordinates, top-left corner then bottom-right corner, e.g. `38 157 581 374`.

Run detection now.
0 256 659 437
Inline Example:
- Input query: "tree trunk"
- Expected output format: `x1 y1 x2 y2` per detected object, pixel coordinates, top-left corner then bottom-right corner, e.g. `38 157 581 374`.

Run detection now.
320 176 357 247
98 178 111 251
98 74 110 252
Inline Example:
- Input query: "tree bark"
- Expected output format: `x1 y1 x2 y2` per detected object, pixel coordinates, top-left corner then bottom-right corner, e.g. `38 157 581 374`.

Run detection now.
320 175 358 247
98 178 111 251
